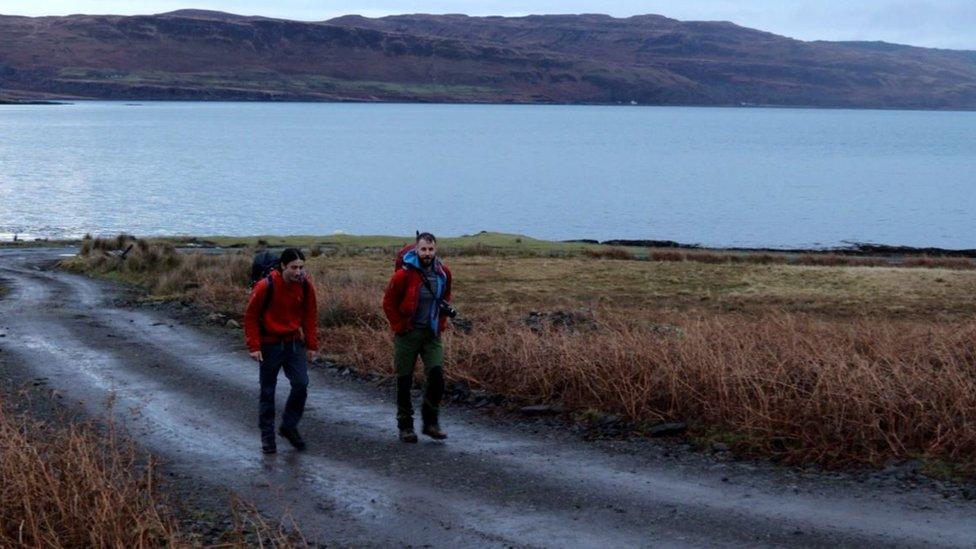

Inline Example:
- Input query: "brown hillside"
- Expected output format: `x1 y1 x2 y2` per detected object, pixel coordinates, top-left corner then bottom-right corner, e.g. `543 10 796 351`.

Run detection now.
1 11 974 108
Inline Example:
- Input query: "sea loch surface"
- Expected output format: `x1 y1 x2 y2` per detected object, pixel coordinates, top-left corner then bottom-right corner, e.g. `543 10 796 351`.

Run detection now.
0 101 973 248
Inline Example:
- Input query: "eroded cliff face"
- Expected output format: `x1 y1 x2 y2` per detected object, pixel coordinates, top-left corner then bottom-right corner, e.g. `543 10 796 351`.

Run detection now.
1 10 974 108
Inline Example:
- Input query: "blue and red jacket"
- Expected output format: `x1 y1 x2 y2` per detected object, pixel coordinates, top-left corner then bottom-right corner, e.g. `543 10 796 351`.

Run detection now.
382 250 453 336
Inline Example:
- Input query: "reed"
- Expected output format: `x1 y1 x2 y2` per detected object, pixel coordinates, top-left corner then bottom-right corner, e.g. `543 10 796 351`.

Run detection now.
0 404 180 547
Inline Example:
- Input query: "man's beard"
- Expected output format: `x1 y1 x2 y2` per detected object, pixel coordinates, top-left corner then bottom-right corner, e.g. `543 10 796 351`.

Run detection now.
420 256 434 267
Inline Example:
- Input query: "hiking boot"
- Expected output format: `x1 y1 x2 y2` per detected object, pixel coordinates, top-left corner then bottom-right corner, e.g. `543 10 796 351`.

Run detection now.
261 434 277 454
278 426 306 451
422 424 447 440
399 428 418 443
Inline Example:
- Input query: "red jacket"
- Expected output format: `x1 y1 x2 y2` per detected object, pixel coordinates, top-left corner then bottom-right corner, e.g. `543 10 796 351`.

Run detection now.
382 261 453 336
244 270 318 352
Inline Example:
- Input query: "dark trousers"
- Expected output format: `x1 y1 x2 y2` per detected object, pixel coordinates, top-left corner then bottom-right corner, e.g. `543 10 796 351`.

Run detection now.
394 328 445 429
259 341 308 436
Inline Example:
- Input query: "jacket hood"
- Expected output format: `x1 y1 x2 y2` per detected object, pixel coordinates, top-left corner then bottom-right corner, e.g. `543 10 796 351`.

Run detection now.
401 249 444 273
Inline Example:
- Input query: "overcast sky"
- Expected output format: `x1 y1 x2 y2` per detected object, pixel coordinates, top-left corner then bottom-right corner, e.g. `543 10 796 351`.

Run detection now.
4 1 976 50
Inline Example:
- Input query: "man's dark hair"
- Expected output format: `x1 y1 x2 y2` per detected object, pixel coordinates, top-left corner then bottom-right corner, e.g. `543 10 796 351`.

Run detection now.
279 247 305 266
416 232 437 243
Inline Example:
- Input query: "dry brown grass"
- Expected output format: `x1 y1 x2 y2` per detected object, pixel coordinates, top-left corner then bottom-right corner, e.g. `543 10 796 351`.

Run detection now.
320 312 976 471
645 246 975 271
0 403 180 547
0 398 305 547
903 255 976 270
581 247 635 260
63 236 976 472
795 253 888 267
508 314 975 468
649 249 686 262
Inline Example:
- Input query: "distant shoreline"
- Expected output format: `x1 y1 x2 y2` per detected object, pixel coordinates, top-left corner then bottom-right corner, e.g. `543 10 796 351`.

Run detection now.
0 98 66 105
572 239 976 258
3 97 976 114
3 233 974 258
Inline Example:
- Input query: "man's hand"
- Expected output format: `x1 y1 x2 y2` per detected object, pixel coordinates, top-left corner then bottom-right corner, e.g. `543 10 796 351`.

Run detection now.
250 350 263 362
306 350 316 363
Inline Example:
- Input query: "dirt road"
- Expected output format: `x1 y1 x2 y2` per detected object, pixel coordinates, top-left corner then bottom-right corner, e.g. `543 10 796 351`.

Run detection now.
1 248 973 548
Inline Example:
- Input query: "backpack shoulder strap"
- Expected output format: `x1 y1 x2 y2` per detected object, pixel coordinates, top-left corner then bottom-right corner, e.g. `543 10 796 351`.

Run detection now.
444 266 452 299
261 274 275 315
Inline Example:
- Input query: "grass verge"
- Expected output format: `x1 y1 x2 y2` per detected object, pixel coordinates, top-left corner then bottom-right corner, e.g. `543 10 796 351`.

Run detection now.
0 399 304 547
0 400 178 546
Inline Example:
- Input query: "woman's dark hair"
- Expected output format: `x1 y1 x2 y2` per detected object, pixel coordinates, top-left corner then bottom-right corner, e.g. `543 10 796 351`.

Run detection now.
416 232 437 243
279 247 305 266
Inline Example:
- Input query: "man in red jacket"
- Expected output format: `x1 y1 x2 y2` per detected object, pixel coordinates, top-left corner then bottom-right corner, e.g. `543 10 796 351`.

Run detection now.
382 232 453 443
244 248 318 454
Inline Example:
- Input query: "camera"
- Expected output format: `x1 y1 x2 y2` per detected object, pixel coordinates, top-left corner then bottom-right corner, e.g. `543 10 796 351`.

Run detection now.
439 301 458 318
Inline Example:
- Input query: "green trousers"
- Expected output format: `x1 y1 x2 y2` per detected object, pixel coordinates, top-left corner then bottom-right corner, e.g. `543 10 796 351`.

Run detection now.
394 328 445 429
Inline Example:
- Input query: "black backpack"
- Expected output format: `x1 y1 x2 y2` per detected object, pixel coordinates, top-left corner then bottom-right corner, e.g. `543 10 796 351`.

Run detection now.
250 250 279 287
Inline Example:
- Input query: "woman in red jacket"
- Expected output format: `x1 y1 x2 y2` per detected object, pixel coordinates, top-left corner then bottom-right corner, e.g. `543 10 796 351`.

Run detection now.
244 248 317 454
382 233 453 443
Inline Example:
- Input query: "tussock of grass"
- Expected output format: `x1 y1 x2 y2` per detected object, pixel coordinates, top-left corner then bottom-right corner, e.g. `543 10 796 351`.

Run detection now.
581 247 634 260
65 236 976 473
0 401 305 546
795 253 888 267
903 255 976 270
0 403 180 546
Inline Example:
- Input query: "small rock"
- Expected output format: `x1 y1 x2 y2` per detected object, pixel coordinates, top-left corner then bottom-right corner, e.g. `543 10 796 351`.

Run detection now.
711 442 730 453
882 458 922 479
648 421 688 438
449 379 472 397
225 319 240 329
520 405 564 416
899 459 923 475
